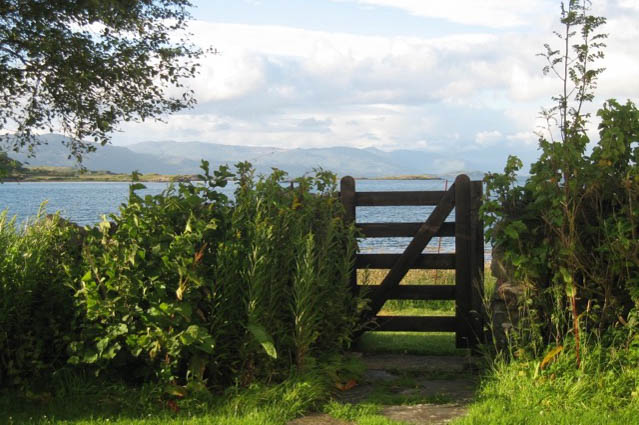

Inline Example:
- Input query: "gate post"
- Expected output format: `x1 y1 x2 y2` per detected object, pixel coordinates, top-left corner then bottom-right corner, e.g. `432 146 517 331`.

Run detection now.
340 176 358 294
470 180 485 347
455 175 472 348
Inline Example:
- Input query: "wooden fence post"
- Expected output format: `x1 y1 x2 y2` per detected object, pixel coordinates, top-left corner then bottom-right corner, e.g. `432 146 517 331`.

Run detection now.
455 174 472 348
340 176 358 295
470 180 485 348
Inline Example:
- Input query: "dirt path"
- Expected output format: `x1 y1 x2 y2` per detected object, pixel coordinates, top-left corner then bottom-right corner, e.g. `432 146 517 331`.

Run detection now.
289 353 480 425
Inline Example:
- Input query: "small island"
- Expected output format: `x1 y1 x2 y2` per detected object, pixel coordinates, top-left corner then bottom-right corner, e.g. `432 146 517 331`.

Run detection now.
358 174 442 180
2 159 197 183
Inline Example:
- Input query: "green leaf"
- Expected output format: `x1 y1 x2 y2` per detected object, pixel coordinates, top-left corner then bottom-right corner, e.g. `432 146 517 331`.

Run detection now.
179 325 215 354
96 338 110 354
247 322 278 359
81 270 92 282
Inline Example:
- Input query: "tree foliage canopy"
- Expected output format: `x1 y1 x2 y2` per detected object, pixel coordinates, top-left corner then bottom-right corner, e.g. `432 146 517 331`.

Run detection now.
0 0 202 160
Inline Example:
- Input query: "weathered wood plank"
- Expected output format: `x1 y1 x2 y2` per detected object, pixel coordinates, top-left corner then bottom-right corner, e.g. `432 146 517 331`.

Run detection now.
455 175 472 349
372 316 456 332
340 176 358 294
386 285 455 300
367 185 456 317
356 191 447 206
356 253 455 269
357 222 455 238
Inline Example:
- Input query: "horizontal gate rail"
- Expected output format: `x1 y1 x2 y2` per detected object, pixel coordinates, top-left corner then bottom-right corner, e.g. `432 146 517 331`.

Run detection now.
375 316 457 332
356 253 455 269
355 191 447 206
357 222 455 238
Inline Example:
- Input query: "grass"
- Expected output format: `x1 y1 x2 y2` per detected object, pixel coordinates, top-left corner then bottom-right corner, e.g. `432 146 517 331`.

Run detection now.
323 401 402 425
454 351 639 425
356 332 462 356
0 367 333 425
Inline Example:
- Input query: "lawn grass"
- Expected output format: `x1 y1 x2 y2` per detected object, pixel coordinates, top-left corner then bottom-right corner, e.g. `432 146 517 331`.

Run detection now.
355 331 463 356
453 354 639 425
17 263 635 425
0 367 334 425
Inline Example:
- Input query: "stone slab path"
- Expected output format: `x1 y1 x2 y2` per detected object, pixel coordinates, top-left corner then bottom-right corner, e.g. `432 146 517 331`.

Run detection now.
289 353 480 425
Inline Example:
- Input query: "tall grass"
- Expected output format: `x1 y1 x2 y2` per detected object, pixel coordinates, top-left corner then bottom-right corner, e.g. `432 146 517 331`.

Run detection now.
0 208 80 388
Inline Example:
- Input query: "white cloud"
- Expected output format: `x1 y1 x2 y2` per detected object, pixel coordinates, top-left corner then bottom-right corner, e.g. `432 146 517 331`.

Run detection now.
475 130 502 147
619 0 639 10
336 0 556 28
112 2 639 172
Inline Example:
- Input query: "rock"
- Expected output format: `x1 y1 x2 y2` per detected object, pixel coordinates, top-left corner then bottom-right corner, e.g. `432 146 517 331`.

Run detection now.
489 245 526 351
288 414 352 425
381 403 468 425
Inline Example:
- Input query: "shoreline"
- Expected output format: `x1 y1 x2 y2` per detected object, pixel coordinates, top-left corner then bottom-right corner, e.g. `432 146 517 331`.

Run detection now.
3 174 199 183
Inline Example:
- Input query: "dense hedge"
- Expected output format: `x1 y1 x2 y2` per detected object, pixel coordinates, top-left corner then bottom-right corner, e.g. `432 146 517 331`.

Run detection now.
0 162 360 391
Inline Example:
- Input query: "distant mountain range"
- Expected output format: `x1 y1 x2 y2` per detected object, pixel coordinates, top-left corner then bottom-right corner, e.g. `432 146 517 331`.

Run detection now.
3 134 486 179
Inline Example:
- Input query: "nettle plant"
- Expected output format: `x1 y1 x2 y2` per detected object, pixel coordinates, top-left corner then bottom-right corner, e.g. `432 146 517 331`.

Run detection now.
70 161 359 390
483 0 639 362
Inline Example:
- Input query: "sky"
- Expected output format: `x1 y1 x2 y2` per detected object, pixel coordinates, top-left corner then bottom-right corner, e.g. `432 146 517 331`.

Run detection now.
112 0 639 173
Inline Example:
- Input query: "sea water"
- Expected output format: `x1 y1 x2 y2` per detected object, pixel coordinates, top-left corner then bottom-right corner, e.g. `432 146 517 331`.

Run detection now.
0 179 489 254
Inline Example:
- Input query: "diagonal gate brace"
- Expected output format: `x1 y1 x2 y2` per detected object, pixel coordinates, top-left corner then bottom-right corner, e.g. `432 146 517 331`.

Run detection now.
366 179 457 318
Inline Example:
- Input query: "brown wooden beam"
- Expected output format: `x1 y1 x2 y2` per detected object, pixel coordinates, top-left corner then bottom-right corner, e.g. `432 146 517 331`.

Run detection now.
371 316 456 332
469 180 485 348
340 176 358 295
455 175 472 349
356 253 455 269
357 222 455 238
356 191 447 206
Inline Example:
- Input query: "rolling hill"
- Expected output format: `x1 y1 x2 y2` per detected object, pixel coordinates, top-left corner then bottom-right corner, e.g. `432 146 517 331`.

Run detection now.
2 134 485 178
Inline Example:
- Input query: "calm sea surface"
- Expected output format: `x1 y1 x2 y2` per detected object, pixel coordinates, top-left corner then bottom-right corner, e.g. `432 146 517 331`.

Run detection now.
0 179 491 254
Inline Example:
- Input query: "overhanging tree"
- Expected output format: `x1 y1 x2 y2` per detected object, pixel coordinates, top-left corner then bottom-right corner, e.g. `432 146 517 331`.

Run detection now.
0 0 202 162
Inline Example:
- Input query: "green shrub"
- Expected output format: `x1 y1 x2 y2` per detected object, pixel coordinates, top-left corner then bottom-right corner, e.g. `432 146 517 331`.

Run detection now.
483 1 639 355
0 209 81 388
70 162 360 389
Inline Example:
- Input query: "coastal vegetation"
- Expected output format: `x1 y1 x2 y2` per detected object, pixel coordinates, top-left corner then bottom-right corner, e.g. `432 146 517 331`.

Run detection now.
0 162 366 423
1 2 639 425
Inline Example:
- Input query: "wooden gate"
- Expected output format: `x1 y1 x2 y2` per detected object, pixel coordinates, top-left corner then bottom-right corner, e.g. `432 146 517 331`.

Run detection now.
340 175 484 349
